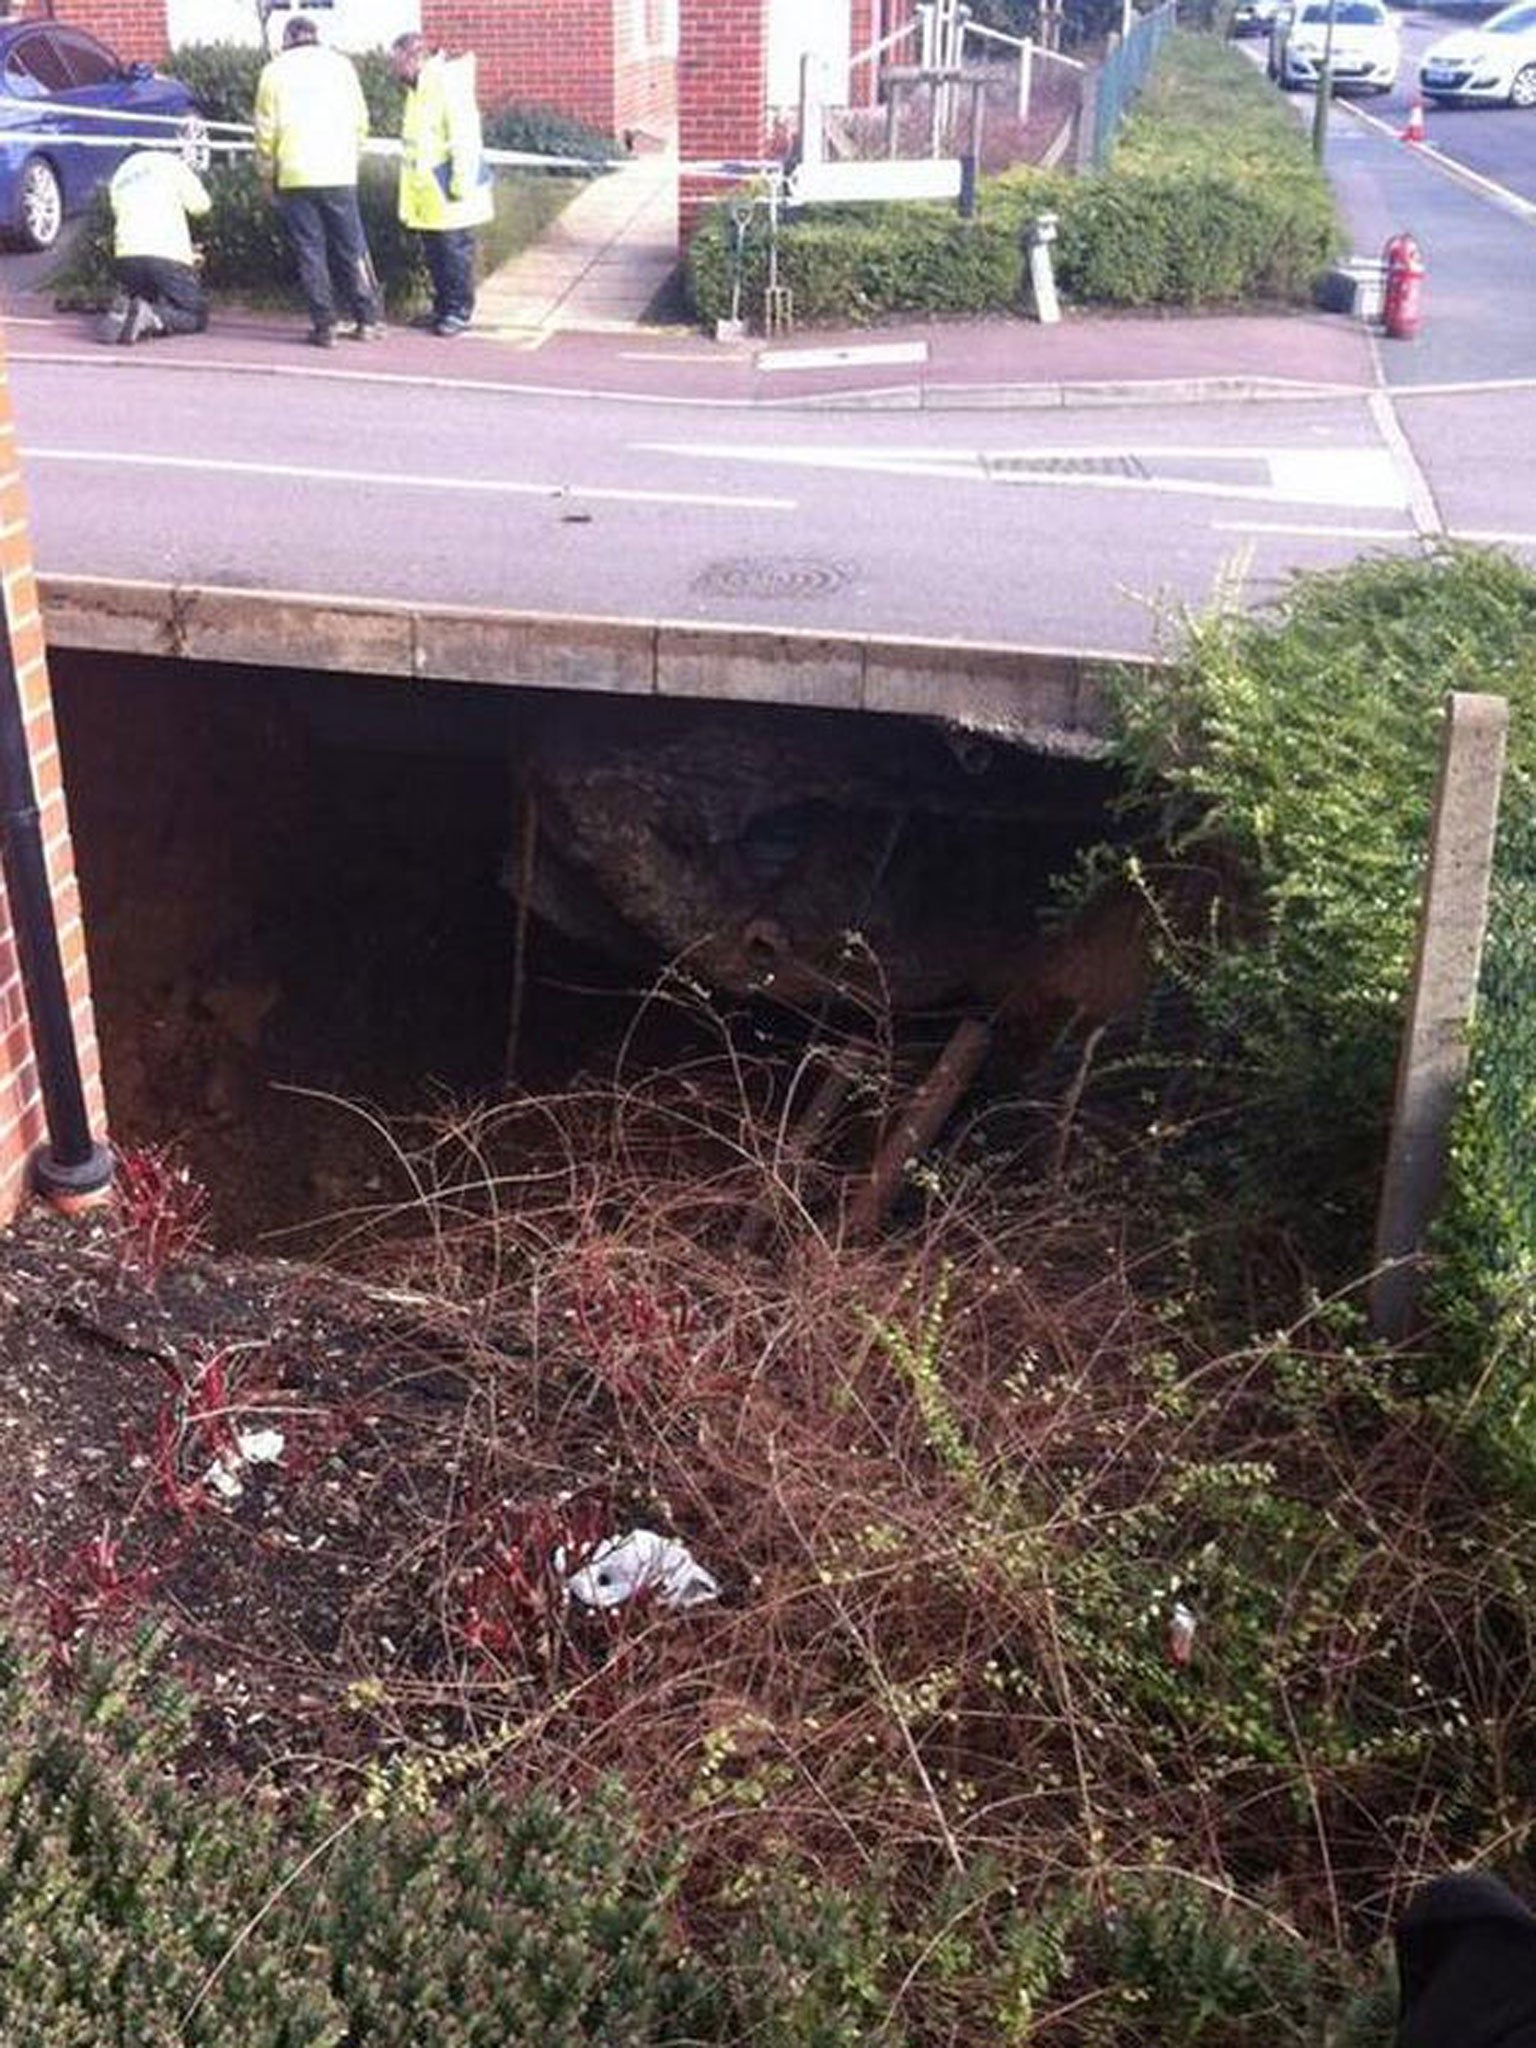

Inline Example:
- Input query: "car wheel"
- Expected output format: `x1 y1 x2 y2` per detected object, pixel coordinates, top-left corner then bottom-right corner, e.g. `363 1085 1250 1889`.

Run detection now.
1511 62 1536 107
17 157 63 252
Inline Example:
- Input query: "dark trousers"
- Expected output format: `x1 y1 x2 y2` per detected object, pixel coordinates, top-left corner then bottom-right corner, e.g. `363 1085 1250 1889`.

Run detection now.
422 227 477 322
277 186 380 330
114 254 209 335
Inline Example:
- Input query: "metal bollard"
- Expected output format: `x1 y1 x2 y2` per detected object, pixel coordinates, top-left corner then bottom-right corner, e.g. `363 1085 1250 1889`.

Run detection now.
1027 212 1061 325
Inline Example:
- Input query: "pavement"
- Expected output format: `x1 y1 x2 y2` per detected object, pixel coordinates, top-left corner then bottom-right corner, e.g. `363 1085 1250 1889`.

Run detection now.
6 87 1532 411
398 90 1536 403
3 87 1531 407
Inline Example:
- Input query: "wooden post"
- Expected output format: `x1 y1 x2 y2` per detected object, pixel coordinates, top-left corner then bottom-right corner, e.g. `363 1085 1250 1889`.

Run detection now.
848 1017 991 1238
1370 692 1509 1341
503 788 539 1087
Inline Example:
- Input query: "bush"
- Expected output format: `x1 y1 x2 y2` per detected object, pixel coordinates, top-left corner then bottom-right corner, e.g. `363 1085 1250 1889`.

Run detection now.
687 33 1337 327
483 103 624 164
168 39 403 131
1095 548 1536 1348
0 1637 696 2047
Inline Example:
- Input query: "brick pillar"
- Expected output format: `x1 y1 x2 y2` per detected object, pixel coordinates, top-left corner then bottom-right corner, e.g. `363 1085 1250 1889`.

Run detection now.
677 0 769 250
849 0 878 106
0 334 108 1224
424 0 620 130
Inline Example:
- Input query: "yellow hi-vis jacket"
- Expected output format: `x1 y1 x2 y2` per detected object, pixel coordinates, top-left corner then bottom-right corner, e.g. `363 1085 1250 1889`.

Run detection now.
397 52 494 232
254 42 370 190
109 150 211 267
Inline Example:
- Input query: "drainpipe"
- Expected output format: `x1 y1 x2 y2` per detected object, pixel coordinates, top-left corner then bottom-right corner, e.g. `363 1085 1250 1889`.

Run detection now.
0 632 111 1209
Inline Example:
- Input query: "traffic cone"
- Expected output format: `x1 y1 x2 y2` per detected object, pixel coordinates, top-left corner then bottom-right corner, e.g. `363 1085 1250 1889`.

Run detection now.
1400 96 1426 144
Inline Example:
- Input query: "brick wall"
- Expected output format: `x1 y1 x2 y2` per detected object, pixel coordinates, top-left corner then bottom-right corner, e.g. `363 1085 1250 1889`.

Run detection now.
0 339 107 1226
30 1 171 59
678 0 768 246
423 0 619 132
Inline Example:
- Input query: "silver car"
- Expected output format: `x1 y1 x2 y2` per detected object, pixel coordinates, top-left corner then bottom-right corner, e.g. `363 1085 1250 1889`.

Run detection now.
1419 0 1536 105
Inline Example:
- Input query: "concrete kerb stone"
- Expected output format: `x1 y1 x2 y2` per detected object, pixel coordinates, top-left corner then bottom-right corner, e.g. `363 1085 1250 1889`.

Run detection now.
38 576 1127 752
768 377 1370 414
656 625 864 709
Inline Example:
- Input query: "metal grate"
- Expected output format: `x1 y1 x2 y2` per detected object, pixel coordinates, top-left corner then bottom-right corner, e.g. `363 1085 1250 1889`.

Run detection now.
985 453 1151 479
691 557 857 601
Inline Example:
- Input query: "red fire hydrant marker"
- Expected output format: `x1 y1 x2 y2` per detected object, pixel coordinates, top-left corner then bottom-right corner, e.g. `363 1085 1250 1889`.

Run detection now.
1383 231 1425 340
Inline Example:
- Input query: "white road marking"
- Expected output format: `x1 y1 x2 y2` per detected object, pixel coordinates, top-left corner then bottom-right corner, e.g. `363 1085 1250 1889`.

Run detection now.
1339 98 1536 226
1367 388 1443 536
638 438 1411 509
757 342 930 372
20 446 796 513
1215 520 1418 539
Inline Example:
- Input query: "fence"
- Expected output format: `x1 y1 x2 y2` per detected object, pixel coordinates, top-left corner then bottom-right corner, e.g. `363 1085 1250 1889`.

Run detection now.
1090 0 1178 168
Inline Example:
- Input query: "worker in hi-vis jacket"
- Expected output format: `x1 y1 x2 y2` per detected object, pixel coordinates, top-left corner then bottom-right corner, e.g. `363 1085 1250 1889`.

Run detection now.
255 14 383 347
98 145 212 346
390 31 494 338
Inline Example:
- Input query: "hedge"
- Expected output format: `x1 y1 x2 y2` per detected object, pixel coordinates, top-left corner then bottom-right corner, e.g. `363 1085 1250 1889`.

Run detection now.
687 33 1338 325
49 41 604 315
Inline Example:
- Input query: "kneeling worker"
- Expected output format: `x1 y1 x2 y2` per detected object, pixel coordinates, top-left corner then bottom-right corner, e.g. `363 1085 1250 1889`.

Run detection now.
99 145 212 345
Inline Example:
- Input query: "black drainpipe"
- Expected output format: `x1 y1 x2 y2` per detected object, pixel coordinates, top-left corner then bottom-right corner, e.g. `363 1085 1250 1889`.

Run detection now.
0 631 111 1206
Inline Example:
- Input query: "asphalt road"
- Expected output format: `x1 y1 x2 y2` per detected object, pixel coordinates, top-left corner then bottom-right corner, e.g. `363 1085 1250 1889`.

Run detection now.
4 30 1532 661
7 351 1439 657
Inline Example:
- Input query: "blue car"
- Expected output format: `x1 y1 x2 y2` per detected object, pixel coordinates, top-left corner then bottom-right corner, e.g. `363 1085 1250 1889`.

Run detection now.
0 21 198 251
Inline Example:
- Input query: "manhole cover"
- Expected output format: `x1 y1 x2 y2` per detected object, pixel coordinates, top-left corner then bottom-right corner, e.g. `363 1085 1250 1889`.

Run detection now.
985 454 1151 479
692 556 856 601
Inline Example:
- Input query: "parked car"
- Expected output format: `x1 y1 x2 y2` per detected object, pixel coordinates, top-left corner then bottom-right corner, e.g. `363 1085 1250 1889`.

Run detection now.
1419 0 1536 105
1231 0 1286 38
0 21 198 251
1269 0 1401 91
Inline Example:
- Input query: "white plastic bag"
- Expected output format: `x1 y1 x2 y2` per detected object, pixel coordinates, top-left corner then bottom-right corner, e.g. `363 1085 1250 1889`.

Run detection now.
558 1529 720 1611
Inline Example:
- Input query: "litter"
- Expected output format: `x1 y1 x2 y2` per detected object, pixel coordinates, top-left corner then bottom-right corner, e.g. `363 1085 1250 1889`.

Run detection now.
557 1528 720 1611
202 1427 287 1504
1167 1601 1197 1667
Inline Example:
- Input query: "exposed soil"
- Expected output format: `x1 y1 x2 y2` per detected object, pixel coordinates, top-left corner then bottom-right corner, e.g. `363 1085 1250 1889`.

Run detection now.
0 1205 496 1773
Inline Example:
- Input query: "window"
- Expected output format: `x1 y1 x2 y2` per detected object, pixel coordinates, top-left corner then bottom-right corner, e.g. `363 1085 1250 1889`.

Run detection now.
56 30 121 88
6 30 75 95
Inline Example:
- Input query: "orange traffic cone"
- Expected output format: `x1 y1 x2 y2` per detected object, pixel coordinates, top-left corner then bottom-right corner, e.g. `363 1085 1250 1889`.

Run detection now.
1400 96 1426 144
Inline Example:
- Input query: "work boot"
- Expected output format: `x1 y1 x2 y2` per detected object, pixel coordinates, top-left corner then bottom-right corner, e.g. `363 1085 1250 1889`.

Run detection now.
119 297 165 344
95 292 132 344
307 323 335 349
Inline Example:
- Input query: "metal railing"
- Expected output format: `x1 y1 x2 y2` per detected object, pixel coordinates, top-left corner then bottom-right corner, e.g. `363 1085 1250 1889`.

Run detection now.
1090 0 1177 168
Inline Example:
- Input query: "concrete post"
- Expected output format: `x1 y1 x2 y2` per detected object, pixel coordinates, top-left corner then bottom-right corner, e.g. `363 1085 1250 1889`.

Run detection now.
1371 691 1510 1342
799 51 825 165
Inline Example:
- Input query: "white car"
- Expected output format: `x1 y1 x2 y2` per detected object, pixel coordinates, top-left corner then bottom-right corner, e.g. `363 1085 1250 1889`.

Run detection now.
1419 0 1536 106
1271 0 1401 91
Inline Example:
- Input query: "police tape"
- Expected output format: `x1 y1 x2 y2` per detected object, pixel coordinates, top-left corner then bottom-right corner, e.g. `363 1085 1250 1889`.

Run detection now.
1 93 788 178
0 111 777 182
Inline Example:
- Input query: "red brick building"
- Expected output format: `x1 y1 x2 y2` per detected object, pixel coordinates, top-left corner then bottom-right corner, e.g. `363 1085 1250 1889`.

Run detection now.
18 1 915 160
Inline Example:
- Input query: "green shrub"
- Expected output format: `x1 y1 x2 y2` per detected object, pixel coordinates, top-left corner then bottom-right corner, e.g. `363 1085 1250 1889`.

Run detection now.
1078 1873 1395 2046
483 103 623 164
169 39 403 131
688 200 1025 326
688 33 1337 326
1097 548 1536 1346
51 153 575 318
0 1636 697 2047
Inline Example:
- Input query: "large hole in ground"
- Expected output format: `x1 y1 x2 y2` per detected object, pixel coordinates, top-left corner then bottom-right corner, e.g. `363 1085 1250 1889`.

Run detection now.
52 652 1130 1245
